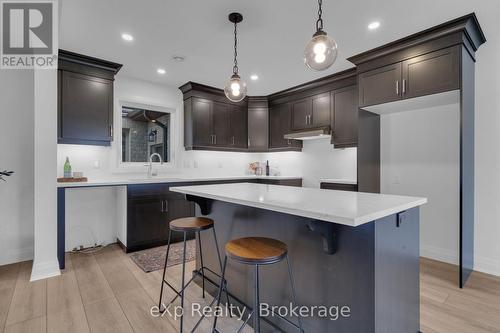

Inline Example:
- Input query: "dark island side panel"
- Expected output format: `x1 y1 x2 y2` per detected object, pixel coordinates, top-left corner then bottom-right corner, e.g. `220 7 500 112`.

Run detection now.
192 199 420 332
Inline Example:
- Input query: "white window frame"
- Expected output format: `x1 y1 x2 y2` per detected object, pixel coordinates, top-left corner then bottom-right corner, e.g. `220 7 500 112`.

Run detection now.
113 100 178 172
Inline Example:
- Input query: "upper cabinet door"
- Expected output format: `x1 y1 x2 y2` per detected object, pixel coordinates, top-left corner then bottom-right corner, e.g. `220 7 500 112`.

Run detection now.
359 63 402 107
402 47 460 99
291 98 312 130
60 71 113 144
229 106 248 149
212 102 231 146
248 107 269 151
331 85 358 148
269 103 290 148
311 92 331 127
269 103 302 150
191 98 212 147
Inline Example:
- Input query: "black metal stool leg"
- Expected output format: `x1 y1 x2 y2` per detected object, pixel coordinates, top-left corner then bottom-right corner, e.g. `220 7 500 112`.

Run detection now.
212 255 228 333
286 255 304 333
158 229 172 312
198 231 206 298
211 228 232 317
180 231 187 333
254 264 261 333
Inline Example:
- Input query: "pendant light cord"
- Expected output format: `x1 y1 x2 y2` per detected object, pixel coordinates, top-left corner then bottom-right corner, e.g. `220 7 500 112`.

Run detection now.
316 0 324 31
233 21 239 75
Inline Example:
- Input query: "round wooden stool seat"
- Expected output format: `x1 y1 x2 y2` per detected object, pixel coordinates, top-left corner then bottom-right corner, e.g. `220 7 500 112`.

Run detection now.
169 217 214 232
225 237 288 265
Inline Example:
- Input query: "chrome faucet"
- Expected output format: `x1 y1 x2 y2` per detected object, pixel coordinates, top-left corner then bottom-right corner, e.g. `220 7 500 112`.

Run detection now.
147 153 163 178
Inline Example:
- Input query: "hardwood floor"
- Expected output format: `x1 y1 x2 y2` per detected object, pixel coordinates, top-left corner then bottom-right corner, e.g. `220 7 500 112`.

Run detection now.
0 247 499 332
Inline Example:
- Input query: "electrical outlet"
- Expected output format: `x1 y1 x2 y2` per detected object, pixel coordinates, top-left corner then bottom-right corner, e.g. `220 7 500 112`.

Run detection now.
93 160 100 169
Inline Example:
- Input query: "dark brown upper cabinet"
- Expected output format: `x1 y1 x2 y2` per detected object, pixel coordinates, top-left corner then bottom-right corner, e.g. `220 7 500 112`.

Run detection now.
212 101 231 147
228 105 248 149
189 97 212 147
247 97 269 152
291 98 311 130
311 93 331 127
181 83 248 151
58 50 122 146
291 92 331 130
269 103 302 151
401 47 460 99
358 63 402 107
331 85 358 148
357 46 460 108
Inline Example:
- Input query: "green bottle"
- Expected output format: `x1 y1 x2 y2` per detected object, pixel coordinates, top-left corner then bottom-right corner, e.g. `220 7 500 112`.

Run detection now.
64 157 72 178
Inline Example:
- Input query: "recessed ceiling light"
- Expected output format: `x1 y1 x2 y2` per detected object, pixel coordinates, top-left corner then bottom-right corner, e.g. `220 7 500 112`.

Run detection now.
368 21 381 30
172 55 186 62
250 74 259 81
121 33 134 41
157 68 166 75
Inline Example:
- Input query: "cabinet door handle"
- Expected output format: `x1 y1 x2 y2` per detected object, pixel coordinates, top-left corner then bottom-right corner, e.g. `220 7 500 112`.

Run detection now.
163 200 168 212
214 135 217 145
402 79 406 94
396 80 399 95
109 125 113 138
160 200 164 212
231 136 235 145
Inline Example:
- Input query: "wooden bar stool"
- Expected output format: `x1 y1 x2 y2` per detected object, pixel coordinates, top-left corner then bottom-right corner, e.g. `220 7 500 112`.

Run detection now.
212 237 304 333
158 217 230 333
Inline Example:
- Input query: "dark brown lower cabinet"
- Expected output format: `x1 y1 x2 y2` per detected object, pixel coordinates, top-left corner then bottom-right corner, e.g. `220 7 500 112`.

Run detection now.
256 178 302 187
126 185 194 252
125 178 301 252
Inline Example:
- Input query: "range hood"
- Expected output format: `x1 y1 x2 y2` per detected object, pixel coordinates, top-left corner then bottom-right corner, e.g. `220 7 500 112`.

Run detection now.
284 126 331 140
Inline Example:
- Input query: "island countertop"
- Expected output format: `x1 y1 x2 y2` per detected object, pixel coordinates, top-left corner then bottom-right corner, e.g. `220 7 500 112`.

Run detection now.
171 182 427 227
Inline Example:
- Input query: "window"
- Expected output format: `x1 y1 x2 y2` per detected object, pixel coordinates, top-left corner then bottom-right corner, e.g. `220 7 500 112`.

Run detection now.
121 106 171 163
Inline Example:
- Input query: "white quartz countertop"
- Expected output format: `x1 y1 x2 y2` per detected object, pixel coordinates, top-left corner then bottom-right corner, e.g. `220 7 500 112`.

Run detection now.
171 183 427 227
56 175 302 188
319 179 357 185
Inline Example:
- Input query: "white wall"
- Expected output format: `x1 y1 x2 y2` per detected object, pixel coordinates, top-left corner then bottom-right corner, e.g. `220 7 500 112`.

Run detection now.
263 140 357 188
472 4 500 277
381 104 460 265
31 69 60 281
0 70 35 266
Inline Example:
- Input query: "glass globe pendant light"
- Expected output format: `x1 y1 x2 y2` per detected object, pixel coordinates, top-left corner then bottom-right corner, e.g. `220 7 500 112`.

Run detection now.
224 12 247 102
304 0 338 71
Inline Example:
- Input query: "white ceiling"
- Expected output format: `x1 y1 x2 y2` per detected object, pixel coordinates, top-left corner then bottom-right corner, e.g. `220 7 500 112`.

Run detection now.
59 0 489 95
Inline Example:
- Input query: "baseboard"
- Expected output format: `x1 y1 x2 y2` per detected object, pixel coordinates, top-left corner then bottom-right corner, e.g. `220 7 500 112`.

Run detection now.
420 244 500 277
474 255 500 277
30 259 60 281
420 244 458 265
0 247 34 266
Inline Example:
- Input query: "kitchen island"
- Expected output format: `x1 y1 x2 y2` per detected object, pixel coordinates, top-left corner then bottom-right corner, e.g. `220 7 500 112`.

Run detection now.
171 183 427 333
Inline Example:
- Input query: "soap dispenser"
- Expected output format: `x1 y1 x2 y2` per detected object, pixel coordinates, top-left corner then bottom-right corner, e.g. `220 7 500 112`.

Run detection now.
64 157 72 178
